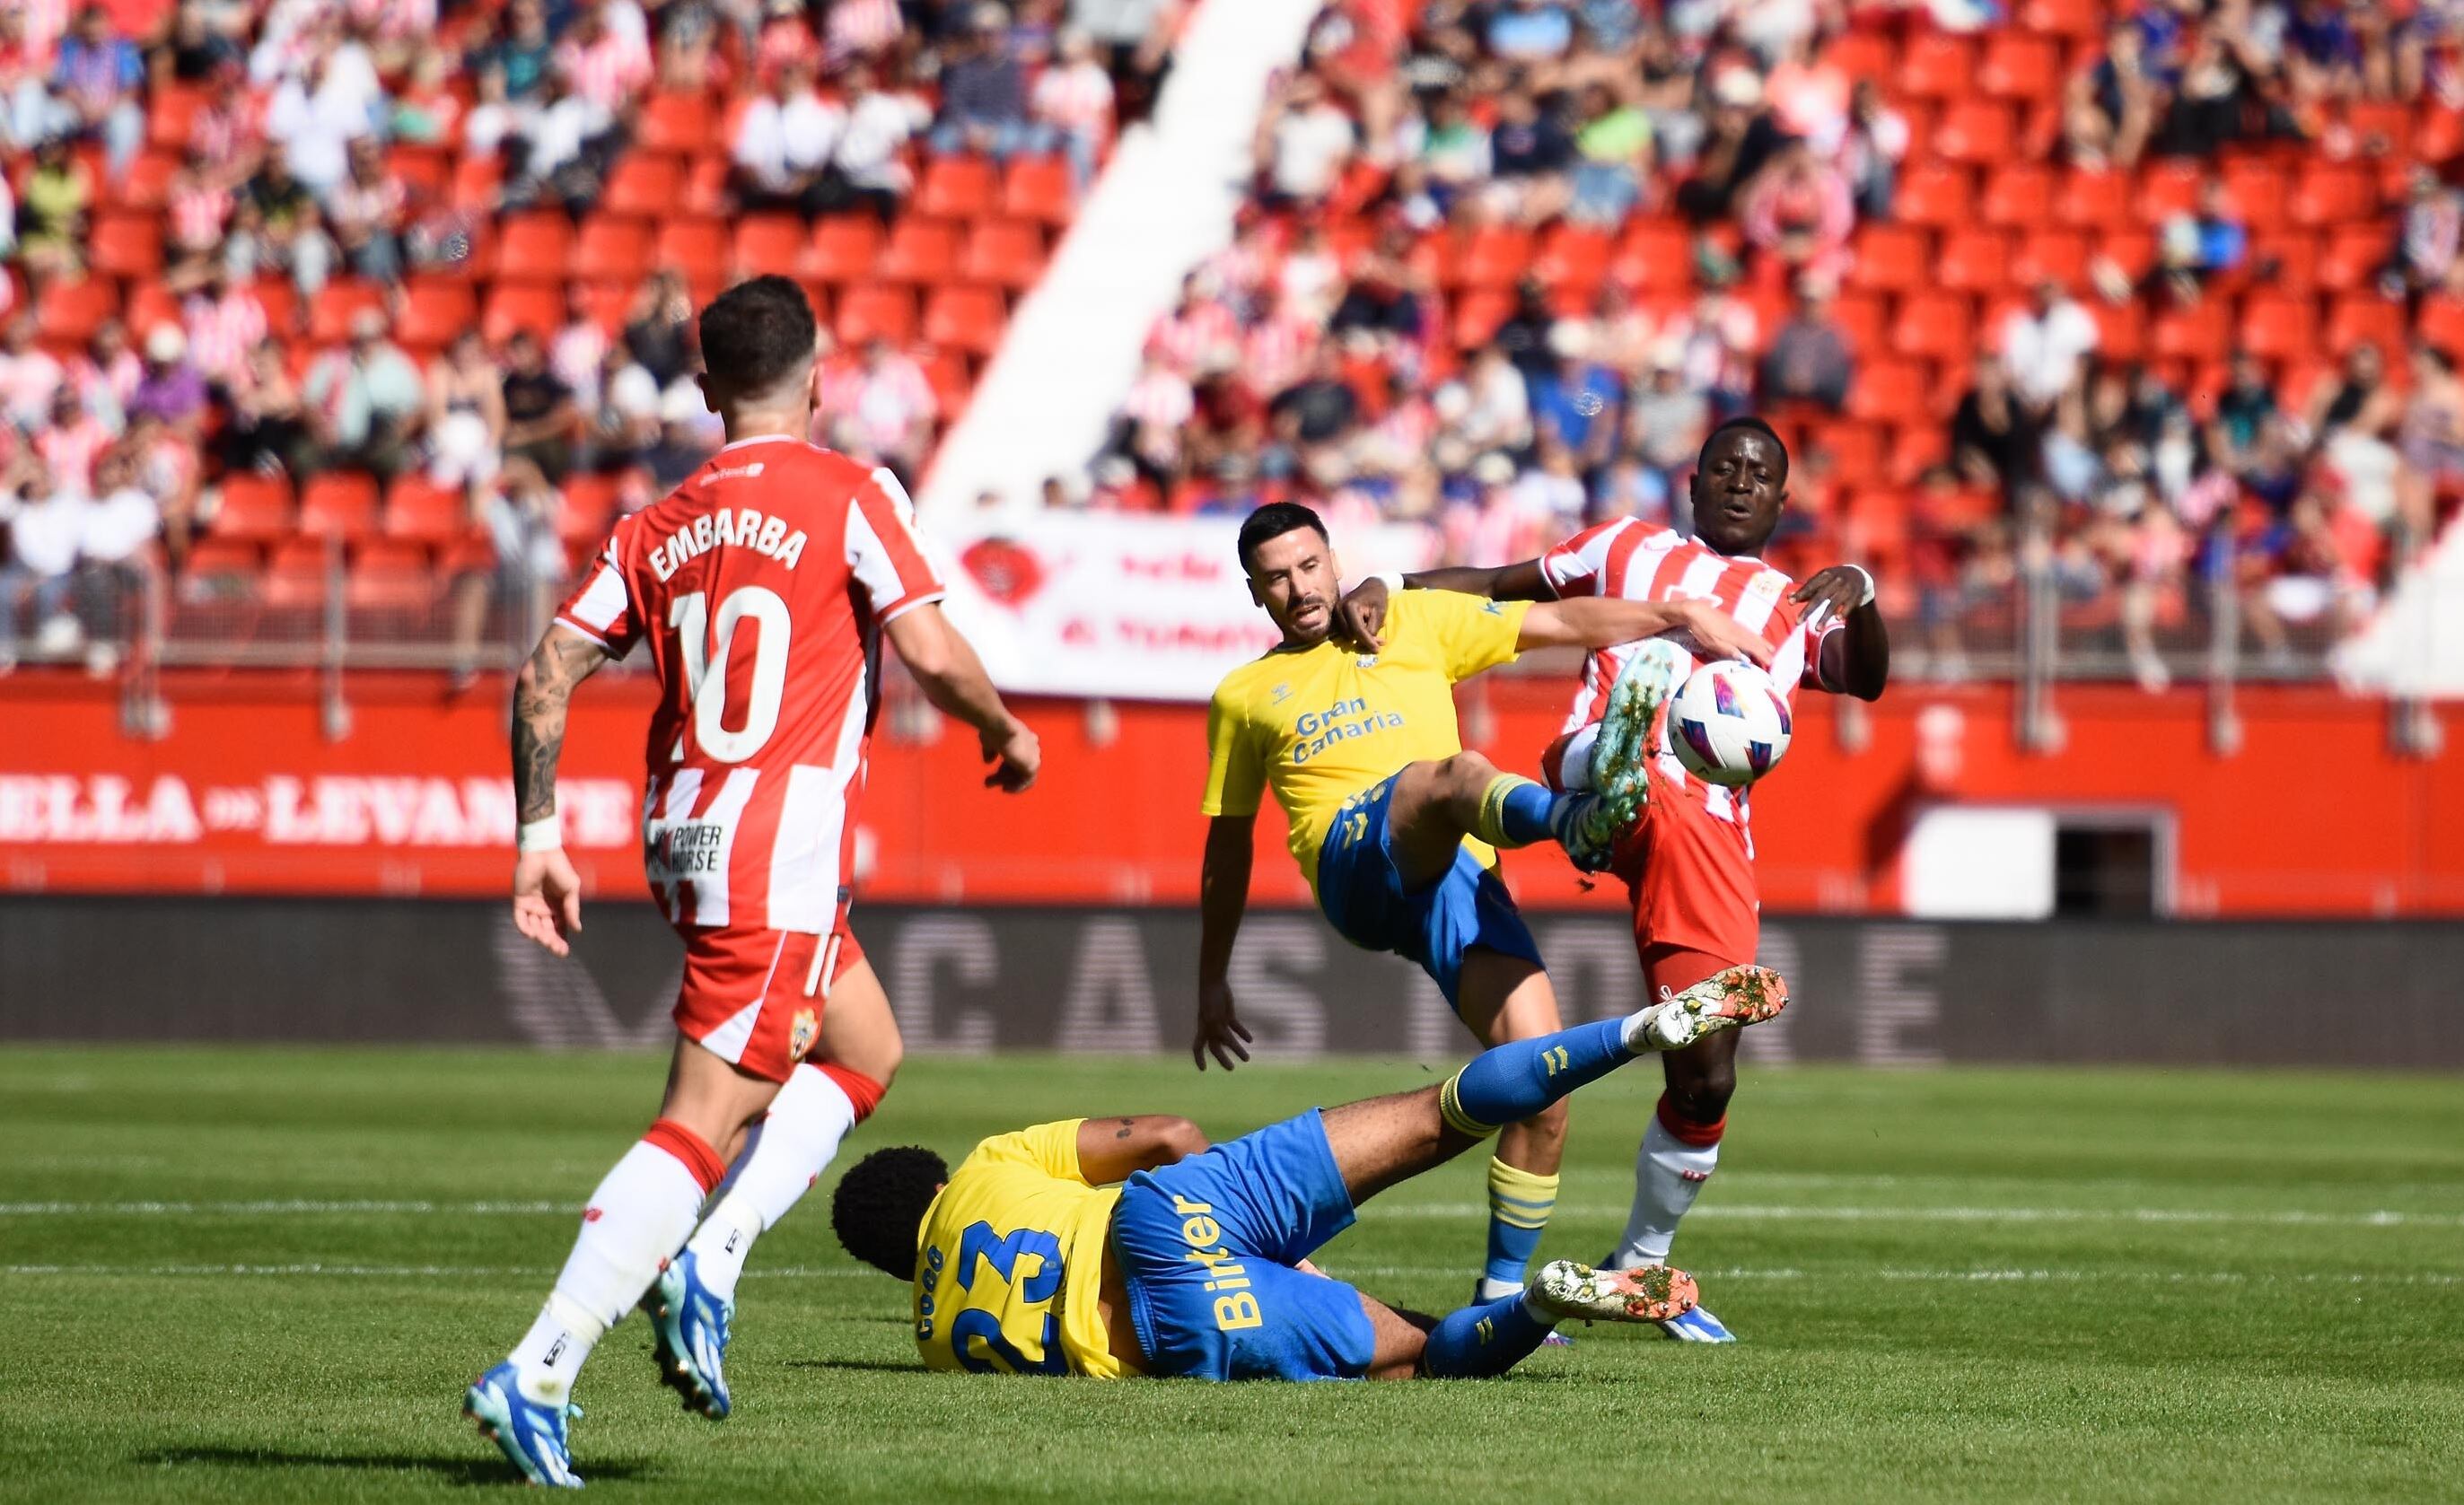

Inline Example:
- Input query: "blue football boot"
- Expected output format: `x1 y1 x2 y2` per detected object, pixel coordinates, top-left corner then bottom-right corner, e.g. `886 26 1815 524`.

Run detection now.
646 1250 733 1419
464 1361 584 1488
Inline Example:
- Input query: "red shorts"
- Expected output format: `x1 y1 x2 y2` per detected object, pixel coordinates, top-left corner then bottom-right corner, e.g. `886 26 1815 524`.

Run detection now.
672 918 865 1083
1609 783 1760 996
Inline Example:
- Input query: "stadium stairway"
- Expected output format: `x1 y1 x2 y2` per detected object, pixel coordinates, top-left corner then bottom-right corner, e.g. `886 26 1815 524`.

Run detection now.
2337 512 2464 700
918 0 1322 522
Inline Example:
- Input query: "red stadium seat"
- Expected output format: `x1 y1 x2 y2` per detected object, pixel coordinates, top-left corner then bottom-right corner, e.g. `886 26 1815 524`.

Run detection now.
1811 421 1886 488
297 472 381 541
125 280 181 338
1890 424 1951 485
1935 101 2016 164
637 92 715 154
87 212 163 280
1829 291 1888 354
482 283 564 345
2249 230 2319 292
2022 0 2104 36
495 212 576 284
1534 224 1612 292
960 218 1048 289
2086 300 2146 361
387 144 452 202
1455 224 1537 290
1610 219 1695 290
181 536 262 582
2219 157 2288 228
1892 292 1974 363
2418 293 2464 356
923 284 1008 355
1937 230 2010 294
2059 167 2133 228
346 539 436 612
146 84 207 151
2096 227 2159 283
1827 31 1893 83
2237 291 2318 363
1979 33 2062 101
655 217 731 284
922 346 974 416
113 150 178 211
574 214 653 284
2012 230 2089 288
2326 295 2405 354
879 217 963 284
2340 100 2413 156
213 475 296 543
1847 359 1930 425
2420 108 2464 164
1000 155 1075 224
2152 302 2231 363
398 276 478 349
263 538 336 608
2318 223 2396 292
556 473 619 550
601 153 685 219
916 155 1000 221
835 284 917 346
36 276 118 347
731 214 807 279
683 153 732 217
1849 223 1930 292
452 153 504 214
1981 164 2056 228
2291 163 2376 226
2136 160 2206 222
1894 163 1973 229
384 475 470 547
308 279 389 345
1451 287 1515 347
807 217 884 284
1899 33 1976 99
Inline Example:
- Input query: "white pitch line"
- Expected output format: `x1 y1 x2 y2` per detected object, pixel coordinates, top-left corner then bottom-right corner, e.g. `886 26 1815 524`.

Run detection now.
4 1198 2460 1229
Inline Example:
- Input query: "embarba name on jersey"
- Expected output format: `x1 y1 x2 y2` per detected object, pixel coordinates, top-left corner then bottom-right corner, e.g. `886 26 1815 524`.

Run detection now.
648 505 810 581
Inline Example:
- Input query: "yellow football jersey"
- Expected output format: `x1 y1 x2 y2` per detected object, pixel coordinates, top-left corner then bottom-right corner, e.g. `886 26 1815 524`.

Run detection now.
1200 589 1530 893
912 1119 1127 1378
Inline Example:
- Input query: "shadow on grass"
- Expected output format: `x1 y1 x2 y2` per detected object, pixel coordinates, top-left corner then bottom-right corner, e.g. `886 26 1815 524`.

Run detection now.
133 1446 650 1486
780 1358 927 1376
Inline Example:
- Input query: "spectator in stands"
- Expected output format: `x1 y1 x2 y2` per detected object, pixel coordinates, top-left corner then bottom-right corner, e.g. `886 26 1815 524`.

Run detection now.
165 146 233 270
1449 345 1533 457
69 317 139 430
179 264 268 383
1113 348 1196 486
1759 278 1855 413
499 329 581 486
1512 436 1588 537
1488 0 1577 63
1256 72 1355 210
2065 18 2160 171
2389 166 2461 299
557 0 653 123
0 314 64 432
1070 0 1179 126
2304 341 2409 539
15 135 92 283
2398 343 2464 533
266 42 377 197
1839 79 1907 220
1738 138 1856 285
49 4 145 179
842 337 939 483
36 384 112 494
504 64 613 214
426 328 508 492
1529 320 1623 470
1999 278 2101 418
1146 271 1241 376
219 337 311 477
1269 342 1360 454
238 153 336 293
0 9 48 152
303 306 425 478
2206 349 2278 476
1951 350 2039 498
450 454 566 685
644 380 719 490
1487 87 1575 223
732 53 845 215
1326 248 1426 350
124 411 200 566
828 58 931 221
624 269 697 387
1568 79 1653 226
1676 69 1785 223
2155 179 2248 302
484 0 557 103
128 324 208 438
1627 337 1711 503
329 136 409 284
0 457 82 668
75 444 162 638
582 331 663 474
934 3 1044 158
391 46 463 146
1034 28 1116 190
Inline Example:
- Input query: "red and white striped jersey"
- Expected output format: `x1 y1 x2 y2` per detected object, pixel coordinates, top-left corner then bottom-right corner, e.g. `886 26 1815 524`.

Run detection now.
1540 517 1842 827
554 435 945 934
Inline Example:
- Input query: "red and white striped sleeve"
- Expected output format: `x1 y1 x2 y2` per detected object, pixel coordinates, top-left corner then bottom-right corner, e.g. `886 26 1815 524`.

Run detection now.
844 465 947 624
554 533 643 654
1536 519 1634 599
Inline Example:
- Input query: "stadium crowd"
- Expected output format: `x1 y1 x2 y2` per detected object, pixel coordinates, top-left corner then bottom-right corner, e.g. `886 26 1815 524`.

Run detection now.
1084 0 2464 682
0 0 1172 669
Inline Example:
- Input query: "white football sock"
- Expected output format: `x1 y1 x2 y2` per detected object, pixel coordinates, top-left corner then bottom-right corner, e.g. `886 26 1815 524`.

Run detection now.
685 1064 860 1301
509 1138 708 1404
1610 1115 1721 1269
1556 724 1600 792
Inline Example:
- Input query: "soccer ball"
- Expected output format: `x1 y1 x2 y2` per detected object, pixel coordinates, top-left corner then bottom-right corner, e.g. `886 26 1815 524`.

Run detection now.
1667 661 1793 788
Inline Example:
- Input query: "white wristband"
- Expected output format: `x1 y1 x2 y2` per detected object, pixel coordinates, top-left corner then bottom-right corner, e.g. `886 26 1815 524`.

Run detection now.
1366 570 1405 593
517 816 564 853
1845 564 1876 608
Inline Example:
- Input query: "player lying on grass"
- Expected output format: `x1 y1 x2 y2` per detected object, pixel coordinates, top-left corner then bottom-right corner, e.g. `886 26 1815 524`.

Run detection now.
465 278 1039 1489
1330 416 1890 1343
832 966 1788 1380
1193 501 1773 1307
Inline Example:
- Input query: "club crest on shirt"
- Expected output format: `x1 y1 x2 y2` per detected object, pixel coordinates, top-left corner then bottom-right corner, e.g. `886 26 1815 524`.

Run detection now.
1271 682 1293 702
1355 654 1378 667
788 1008 819 1063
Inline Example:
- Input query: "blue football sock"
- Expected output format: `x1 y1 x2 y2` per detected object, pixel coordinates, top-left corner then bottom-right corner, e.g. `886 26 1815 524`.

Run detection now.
1420 1291 1556 1378
1474 774 1559 848
1440 1018 1634 1139
1482 1156 1557 1289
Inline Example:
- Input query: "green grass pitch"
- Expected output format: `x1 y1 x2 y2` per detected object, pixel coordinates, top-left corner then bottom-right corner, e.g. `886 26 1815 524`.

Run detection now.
3 1047 2460 1504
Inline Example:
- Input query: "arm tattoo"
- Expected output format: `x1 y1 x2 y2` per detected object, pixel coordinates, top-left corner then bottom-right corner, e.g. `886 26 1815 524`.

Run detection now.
512 634 604 826
1115 1118 1136 1139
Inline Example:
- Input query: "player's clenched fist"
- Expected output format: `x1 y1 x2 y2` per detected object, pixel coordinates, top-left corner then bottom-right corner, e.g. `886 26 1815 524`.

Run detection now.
981 716 1040 792
1192 978 1252 1072
511 848 584 957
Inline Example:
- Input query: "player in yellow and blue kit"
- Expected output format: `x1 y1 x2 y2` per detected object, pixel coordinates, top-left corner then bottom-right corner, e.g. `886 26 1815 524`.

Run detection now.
1193 503 1775 1303
830 969 1789 1381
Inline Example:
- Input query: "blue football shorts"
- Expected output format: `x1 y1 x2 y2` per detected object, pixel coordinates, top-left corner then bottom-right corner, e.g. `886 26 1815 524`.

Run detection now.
1312 773 1545 1011
1111 1110 1377 1382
